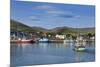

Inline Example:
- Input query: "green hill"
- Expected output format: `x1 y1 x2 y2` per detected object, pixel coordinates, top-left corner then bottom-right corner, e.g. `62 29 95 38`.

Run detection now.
10 20 34 32
50 27 95 34
10 20 95 34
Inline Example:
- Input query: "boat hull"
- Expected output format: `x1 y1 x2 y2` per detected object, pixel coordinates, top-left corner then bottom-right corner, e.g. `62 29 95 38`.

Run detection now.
73 47 86 51
10 39 34 43
38 40 49 43
38 38 49 43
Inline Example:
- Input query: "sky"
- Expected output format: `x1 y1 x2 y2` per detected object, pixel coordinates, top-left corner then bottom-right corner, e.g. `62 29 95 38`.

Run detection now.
11 0 95 29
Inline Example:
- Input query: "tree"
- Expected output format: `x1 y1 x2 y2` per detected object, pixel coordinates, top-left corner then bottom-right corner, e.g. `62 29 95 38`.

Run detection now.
87 33 93 39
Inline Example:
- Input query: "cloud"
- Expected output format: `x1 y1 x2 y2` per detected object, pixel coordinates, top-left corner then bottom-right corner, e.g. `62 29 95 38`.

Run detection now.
29 16 40 21
31 4 78 19
47 10 64 14
35 5 55 11
58 14 74 18
47 10 75 18
33 5 76 18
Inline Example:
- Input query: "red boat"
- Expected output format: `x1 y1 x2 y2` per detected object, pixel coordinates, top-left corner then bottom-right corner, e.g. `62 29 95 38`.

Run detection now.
10 39 34 43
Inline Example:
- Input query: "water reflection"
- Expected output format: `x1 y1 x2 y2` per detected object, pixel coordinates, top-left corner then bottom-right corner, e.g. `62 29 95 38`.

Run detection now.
10 41 95 66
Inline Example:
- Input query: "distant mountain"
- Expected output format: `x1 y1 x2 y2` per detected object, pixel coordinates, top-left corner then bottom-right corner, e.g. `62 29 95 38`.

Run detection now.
10 20 95 34
50 27 95 34
10 20 49 32
50 26 76 33
10 20 34 32
32 27 49 32
75 27 95 33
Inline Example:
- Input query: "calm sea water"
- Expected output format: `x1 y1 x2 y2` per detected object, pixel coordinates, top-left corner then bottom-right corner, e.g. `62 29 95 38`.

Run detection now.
10 42 95 66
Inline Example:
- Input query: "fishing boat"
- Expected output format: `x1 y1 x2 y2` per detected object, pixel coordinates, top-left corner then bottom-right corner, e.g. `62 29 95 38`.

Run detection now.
10 38 34 43
38 37 49 43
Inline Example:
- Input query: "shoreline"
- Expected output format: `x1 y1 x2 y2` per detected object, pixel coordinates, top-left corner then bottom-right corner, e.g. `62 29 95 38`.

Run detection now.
10 39 95 43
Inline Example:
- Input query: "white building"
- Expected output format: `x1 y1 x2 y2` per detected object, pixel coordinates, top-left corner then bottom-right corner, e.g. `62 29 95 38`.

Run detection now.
55 34 66 39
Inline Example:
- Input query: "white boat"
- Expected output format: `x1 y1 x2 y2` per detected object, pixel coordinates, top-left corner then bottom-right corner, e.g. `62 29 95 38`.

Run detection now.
38 38 49 43
73 36 86 51
73 46 86 51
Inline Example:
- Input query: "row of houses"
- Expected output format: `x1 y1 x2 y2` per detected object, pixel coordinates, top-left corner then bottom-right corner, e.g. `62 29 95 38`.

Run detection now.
10 31 95 40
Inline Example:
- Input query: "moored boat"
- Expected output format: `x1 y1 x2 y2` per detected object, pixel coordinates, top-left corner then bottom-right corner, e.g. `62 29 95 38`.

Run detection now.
38 38 49 43
10 38 34 43
73 46 86 51
73 36 86 51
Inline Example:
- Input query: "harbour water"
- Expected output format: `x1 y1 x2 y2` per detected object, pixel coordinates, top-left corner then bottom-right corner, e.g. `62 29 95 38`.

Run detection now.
10 42 95 66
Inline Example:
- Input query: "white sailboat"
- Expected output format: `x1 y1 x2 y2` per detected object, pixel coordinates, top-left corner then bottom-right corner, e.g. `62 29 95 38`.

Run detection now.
73 36 86 51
